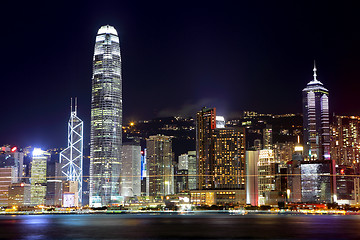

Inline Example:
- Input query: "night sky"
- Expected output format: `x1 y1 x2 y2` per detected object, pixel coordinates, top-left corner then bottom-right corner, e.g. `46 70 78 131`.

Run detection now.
1 0 360 148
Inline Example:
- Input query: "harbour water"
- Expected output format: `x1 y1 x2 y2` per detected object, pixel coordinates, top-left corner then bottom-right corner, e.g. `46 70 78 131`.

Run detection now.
0 213 359 239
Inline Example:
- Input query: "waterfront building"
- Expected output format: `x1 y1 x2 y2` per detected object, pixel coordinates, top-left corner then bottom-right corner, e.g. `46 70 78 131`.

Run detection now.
257 149 279 205
196 107 216 190
120 142 141 197
63 180 79 207
90 25 122 207
302 62 330 160
354 178 360 205
196 108 246 191
331 115 360 169
46 155 63 206
8 183 31 207
212 127 246 189
0 167 18 206
60 99 83 205
336 165 355 204
301 161 332 203
30 148 50 206
187 151 197 190
190 189 246 206
302 62 336 202
146 135 174 196
246 150 259 206
176 153 189 192
286 140 303 203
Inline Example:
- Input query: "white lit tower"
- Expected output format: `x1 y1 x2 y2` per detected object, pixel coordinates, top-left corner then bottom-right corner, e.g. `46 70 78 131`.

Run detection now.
90 25 122 206
302 61 330 160
60 98 83 205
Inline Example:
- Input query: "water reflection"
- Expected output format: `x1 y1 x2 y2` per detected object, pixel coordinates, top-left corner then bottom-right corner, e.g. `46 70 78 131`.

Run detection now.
0 214 359 239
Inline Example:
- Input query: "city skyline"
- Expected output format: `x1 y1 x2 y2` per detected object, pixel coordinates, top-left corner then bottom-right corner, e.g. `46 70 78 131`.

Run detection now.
1 1 360 149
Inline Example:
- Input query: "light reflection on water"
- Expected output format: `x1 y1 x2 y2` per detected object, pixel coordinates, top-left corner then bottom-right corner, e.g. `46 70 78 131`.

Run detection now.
0 214 360 239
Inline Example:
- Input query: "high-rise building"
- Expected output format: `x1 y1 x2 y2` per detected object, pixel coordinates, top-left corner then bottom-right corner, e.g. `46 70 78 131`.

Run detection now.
0 167 18 206
120 142 141 197
335 165 355 204
257 149 279 205
286 140 303 203
301 161 332 203
146 135 174 196
196 107 216 190
63 180 79 207
46 158 62 206
302 62 330 160
196 108 246 191
8 183 31 207
212 127 246 189
246 150 259 206
0 146 24 181
331 115 360 168
187 151 197 190
90 25 122 207
60 99 83 205
176 153 189 193
30 148 50 206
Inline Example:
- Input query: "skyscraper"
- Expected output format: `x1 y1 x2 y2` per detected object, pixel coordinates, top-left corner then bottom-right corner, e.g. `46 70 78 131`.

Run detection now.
30 148 50 206
303 62 330 160
196 107 216 190
90 25 122 207
120 142 141 197
196 108 246 191
60 98 83 206
146 135 174 196
212 127 246 189
302 62 336 202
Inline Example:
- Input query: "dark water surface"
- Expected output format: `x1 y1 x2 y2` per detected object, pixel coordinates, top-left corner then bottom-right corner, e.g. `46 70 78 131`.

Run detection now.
0 213 360 239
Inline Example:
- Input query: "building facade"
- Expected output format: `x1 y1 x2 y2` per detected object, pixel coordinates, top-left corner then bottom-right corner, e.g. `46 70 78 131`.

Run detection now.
146 135 174 197
90 25 122 207
30 148 50 206
257 149 279 205
302 62 330 160
187 151 197 190
8 183 31 207
60 99 83 205
212 127 246 189
120 143 141 197
196 107 216 190
331 115 360 169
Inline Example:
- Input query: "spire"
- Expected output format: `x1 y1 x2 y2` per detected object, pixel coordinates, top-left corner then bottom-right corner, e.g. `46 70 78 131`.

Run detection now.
70 97 73 113
313 60 317 81
75 97 78 114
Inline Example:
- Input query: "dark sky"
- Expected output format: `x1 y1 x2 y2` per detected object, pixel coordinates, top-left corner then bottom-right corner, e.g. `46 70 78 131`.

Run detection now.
1 0 360 148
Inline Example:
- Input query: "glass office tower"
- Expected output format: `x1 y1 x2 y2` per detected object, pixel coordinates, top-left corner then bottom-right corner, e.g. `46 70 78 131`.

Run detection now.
302 62 330 161
90 25 122 207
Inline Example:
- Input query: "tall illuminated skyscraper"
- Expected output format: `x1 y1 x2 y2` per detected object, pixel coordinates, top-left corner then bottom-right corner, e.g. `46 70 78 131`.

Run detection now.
146 135 174 196
90 25 122 207
60 98 83 206
196 107 216 190
30 148 50 206
302 62 330 160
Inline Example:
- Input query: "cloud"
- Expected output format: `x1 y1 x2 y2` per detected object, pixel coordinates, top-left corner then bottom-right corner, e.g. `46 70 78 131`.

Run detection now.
157 98 224 118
